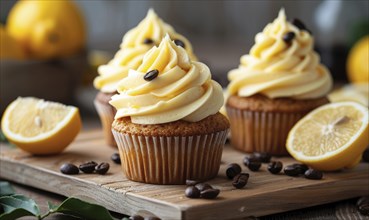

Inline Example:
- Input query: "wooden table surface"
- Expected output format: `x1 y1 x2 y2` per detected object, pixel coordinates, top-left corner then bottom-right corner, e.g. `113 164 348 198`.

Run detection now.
1 116 368 220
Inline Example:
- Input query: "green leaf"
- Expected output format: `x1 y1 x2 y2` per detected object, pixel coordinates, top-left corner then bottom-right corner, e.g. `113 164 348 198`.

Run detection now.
0 182 15 196
49 197 115 220
0 195 40 220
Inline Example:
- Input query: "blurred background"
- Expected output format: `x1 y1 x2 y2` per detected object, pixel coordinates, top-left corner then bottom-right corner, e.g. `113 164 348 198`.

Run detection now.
1 0 368 116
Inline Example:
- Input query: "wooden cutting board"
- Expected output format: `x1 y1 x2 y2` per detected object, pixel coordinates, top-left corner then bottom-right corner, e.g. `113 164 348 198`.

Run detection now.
1 129 368 220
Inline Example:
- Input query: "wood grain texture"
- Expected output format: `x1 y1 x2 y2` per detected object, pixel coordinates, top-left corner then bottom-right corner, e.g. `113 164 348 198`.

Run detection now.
1 129 368 220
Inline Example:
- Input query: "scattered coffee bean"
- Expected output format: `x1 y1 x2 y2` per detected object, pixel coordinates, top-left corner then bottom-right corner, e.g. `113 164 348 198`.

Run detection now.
282 32 295 43
292 163 309 174
362 148 369 163
232 173 249 189
284 164 301 176
185 186 201 198
253 152 272 163
95 162 110 175
245 158 262 172
186 179 200 186
129 215 144 220
243 155 261 166
143 69 159 81
195 183 213 192
200 188 220 199
304 169 323 180
174 39 185 48
357 196 369 216
226 163 242 179
144 217 161 220
292 18 306 30
60 163 79 175
79 161 98 174
111 153 121 164
143 38 154 45
267 161 283 174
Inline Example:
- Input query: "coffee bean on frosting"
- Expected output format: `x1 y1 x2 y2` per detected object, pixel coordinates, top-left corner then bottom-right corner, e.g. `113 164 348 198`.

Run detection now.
143 38 154 45
174 39 185 48
283 32 296 43
144 69 159 81
292 18 306 30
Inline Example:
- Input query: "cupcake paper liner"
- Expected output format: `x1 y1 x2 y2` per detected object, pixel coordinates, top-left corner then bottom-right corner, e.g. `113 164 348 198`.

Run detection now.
94 99 117 147
112 129 229 184
226 106 305 155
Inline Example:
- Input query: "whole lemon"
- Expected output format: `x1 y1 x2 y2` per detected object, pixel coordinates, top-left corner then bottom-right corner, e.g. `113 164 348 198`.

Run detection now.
347 36 369 83
0 24 25 59
6 0 85 59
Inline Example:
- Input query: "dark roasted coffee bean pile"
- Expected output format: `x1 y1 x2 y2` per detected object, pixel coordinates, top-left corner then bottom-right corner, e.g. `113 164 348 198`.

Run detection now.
60 161 110 175
357 196 369 216
111 153 121 164
184 180 220 199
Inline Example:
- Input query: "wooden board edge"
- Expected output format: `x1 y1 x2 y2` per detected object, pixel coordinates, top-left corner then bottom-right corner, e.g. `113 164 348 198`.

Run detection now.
0 158 183 220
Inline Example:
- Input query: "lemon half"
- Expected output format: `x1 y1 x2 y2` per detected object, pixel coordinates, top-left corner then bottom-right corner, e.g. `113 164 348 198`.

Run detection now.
1 97 81 155
286 102 369 171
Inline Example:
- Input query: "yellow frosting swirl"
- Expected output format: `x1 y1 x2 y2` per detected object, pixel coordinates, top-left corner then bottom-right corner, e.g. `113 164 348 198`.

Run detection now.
94 9 196 93
228 9 332 99
110 35 223 124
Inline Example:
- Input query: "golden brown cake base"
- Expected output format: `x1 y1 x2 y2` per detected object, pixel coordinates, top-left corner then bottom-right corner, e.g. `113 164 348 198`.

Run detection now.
94 91 117 147
112 113 230 184
226 94 329 155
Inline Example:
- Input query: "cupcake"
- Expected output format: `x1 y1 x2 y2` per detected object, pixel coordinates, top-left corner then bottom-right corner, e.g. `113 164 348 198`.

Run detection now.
110 35 229 184
93 9 196 146
226 9 333 155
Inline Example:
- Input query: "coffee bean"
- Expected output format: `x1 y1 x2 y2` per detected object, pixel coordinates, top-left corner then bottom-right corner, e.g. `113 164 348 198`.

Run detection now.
282 32 295 43
144 217 161 220
79 161 97 174
111 153 121 164
60 163 79 175
232 173 249 189
95 162 110 175
200 188 220 199
226 163 242 179
185 186 200 198
284 165 301 176
253 152 272 163
304 169 323 180
195 183 213 192
292 163 309 174
129 215 144 220
174 39 185 48
357 197 369 216
186 179 200 186
143 38 154 45
267 161 283 174
243 155 261 166
292 18 306 30
143 69 159 81
362 148 369 163
247 160 262 172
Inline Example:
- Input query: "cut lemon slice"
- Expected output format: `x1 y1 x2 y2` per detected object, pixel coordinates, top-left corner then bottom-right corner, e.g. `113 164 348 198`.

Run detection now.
328 83 369 107
1 97 81 155
286 102 369 171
